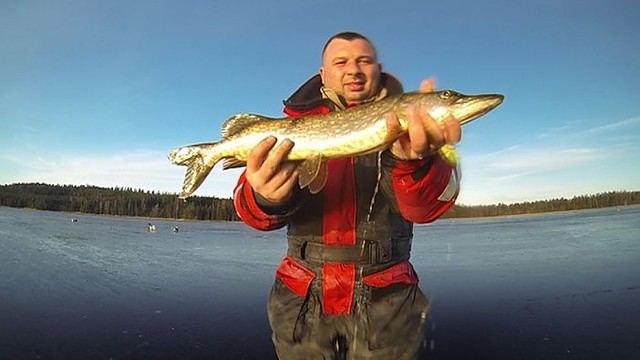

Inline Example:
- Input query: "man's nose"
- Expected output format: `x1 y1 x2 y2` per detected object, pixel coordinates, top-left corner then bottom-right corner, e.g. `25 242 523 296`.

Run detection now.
345 60 362 74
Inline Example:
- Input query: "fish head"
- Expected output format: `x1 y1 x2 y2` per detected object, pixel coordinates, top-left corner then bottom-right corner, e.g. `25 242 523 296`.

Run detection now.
417 90 504 125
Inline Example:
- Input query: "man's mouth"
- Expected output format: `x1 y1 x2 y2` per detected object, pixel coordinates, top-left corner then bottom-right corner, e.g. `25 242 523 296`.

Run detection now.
345 82 365 91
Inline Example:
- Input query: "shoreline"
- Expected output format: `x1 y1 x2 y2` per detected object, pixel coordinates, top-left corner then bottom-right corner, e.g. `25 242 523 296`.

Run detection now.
438 203 640 222
2 204 638 223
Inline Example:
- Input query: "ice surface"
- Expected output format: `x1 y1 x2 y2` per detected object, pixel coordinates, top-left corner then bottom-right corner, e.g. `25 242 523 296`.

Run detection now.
0 206 638 359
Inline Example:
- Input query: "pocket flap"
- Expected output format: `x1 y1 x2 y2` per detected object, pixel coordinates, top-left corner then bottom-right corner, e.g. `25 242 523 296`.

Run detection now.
275 256 316 297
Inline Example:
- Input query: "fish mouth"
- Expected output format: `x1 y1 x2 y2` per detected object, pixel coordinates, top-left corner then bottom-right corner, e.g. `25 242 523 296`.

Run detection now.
454 94 504 125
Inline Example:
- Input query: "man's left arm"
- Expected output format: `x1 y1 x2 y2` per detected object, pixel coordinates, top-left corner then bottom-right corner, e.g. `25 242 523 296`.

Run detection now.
381 151 459 223
383 78 462 223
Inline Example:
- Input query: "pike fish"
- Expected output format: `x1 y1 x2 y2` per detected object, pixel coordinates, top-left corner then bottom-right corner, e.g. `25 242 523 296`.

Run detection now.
168 90 504 198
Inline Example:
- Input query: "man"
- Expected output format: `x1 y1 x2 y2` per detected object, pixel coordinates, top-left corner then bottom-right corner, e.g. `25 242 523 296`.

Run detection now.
233 32 461 359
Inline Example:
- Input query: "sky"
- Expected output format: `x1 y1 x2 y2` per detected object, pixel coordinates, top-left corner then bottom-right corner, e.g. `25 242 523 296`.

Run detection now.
1 0 639 205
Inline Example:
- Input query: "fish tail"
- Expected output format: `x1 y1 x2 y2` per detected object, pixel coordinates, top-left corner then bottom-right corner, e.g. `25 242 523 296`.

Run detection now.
167 142 222 199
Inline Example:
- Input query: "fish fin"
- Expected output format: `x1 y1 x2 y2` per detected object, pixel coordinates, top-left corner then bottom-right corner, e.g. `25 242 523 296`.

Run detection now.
222 158 247 170
298 155 324 192
307 161 328 194
221 113 275 137
167 143 221 199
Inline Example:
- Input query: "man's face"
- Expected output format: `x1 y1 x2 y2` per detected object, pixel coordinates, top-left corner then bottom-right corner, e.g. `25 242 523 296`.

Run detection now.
320 38 381 105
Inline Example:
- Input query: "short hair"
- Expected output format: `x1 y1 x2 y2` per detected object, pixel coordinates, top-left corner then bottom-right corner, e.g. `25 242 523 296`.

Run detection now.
321 31 378 60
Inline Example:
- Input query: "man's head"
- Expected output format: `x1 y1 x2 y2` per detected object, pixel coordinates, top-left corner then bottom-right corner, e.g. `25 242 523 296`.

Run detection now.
320 32 382 105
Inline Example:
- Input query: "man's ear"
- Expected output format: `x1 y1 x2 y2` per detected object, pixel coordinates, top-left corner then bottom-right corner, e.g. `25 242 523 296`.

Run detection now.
319 67 325 84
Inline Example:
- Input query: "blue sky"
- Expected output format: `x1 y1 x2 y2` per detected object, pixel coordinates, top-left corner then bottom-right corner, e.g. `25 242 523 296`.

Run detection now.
1 0 639 205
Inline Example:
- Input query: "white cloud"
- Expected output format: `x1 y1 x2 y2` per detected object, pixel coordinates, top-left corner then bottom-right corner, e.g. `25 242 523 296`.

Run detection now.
0 150 242 198
480 147 608 173
582 116 640 135
536 115 640 142
456 140 639 205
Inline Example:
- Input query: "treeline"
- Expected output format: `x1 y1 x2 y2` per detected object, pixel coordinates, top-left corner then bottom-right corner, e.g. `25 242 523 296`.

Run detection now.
0 183 239 221
446 191 640 218
0 183 638 221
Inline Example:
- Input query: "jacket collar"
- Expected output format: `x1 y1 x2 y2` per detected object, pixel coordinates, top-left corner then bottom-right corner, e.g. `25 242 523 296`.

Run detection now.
283 72 404 112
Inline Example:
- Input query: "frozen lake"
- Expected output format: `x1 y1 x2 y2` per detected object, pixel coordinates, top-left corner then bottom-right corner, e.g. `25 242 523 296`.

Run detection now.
1 205 638 359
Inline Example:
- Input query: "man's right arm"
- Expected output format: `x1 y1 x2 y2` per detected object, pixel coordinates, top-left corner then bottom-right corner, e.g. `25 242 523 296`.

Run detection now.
233 171 302 230
233 136 302 231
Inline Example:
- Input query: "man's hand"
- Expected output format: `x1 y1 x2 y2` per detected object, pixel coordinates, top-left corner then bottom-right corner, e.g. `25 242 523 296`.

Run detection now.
245 136 300 205
388 78 462 160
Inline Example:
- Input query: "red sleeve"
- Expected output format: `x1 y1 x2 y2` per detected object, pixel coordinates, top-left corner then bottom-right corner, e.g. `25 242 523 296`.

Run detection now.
233 171 289 231
233 105 325 231
388 153 460 223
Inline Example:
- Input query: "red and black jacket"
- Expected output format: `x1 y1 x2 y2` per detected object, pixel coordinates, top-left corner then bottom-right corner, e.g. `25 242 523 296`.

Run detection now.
233 73 459 316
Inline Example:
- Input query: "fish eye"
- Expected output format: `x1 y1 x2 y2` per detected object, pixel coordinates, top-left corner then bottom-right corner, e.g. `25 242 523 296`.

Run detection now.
440 90 452 99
